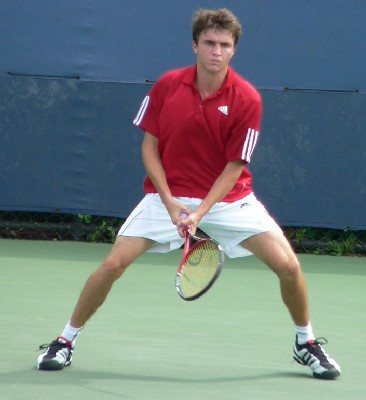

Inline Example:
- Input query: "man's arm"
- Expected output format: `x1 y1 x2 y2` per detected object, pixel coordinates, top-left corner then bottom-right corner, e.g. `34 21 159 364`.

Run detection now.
181 160 244 234
142 131 243 236
141 132 190 224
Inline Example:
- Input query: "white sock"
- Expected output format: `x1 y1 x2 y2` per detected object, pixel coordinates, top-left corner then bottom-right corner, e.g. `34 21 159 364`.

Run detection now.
60 321 83 342
295 322 315 344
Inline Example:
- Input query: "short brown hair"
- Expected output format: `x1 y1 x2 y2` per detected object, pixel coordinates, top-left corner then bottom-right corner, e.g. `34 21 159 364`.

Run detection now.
192 8 242 46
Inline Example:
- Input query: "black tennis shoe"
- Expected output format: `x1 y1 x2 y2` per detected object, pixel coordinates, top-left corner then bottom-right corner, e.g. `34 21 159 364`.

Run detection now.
293 335 341 379
37 336 74 370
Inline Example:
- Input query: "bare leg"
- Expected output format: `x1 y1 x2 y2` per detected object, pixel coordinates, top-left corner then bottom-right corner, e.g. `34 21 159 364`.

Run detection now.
70 236 153 328
242 231 309 326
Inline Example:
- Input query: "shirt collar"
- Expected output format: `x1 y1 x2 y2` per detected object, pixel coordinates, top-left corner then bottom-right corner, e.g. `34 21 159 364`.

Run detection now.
183 65 234 92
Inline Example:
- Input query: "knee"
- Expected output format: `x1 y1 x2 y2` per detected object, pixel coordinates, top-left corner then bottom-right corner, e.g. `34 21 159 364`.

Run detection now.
100 255 129 281
275 255 302 282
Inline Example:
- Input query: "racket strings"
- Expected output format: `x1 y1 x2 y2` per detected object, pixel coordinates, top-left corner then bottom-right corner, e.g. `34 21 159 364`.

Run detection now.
180 241 221 297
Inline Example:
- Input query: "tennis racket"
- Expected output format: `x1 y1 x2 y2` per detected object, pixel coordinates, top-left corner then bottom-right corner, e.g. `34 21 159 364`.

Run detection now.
175 214 225 301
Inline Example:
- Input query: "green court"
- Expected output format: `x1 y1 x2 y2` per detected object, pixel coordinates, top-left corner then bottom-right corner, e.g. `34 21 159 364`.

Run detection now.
0 239 365 400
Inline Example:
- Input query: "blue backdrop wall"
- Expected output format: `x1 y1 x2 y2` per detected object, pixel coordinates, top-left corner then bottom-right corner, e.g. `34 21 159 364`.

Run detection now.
0 0 365 229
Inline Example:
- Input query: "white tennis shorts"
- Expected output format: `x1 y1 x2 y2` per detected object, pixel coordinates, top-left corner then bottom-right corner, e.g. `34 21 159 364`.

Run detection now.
117 192 282 258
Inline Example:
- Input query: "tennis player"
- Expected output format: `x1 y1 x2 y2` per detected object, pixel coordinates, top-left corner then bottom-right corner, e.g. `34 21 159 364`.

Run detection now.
37 8 340 379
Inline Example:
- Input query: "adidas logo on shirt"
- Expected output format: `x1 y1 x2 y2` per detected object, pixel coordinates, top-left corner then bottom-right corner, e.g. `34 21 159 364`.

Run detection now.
218 105 229 115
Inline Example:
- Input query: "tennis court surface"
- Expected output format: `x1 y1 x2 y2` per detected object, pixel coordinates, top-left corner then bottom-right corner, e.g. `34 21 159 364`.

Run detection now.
1 239 365 400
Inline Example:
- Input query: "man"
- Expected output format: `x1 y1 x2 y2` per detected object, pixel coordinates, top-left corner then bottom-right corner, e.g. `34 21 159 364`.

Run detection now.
37 8 340 380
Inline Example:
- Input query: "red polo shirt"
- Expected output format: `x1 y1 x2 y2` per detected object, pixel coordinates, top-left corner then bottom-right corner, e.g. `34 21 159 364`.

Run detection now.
133 65 261 202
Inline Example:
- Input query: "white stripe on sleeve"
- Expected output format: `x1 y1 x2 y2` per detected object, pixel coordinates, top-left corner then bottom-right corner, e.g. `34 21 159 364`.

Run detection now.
241 128 259 163
133 95 150 126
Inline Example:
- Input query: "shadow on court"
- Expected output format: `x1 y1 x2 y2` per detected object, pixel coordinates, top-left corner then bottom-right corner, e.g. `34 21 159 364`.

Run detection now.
0 367 312 385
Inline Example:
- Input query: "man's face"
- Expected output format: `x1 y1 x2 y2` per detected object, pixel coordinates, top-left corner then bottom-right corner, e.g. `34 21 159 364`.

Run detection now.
193 28 236 74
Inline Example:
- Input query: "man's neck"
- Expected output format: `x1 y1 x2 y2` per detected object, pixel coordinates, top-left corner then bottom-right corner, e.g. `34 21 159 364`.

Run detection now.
195 66 228 100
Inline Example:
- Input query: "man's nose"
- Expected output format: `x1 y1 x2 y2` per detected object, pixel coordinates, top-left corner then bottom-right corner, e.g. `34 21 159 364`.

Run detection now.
212 43 222 55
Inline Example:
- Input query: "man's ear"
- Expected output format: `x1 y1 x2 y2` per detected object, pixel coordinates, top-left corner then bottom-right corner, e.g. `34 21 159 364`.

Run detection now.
230 47 236 59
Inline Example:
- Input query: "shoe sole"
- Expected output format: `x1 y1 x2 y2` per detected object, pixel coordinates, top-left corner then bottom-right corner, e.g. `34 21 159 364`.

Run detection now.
37 360 71 371
293 355 340 380
313 369 341 380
